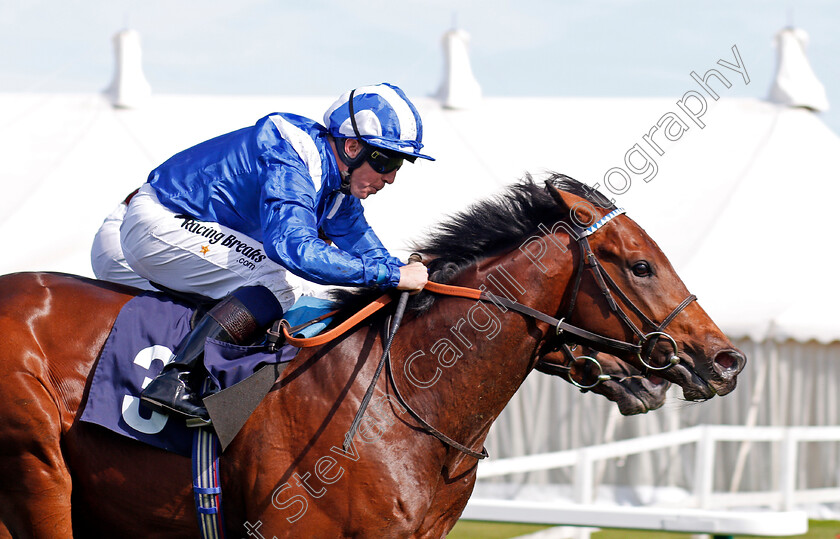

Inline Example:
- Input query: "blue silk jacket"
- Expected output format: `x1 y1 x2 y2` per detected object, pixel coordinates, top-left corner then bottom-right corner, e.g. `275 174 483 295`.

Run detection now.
148 113 402 287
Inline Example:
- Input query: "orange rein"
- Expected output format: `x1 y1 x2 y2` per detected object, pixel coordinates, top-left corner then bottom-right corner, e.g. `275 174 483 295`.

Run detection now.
281 281 482 348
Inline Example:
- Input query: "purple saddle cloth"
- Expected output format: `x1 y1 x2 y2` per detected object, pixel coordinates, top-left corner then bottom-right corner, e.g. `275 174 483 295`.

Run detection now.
79 292 297 456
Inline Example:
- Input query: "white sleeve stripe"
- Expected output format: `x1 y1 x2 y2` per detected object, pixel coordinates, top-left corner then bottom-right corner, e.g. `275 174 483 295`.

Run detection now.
326 193 345 219
269 115 323 193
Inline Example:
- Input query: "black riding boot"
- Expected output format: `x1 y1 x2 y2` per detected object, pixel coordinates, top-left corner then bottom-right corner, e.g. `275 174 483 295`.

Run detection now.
140 287 283 421
139 313 230 420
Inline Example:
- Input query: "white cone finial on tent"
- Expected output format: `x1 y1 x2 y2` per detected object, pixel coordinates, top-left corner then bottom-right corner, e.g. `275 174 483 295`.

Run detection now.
105 29 151 109
436 28 482 109
768 27 829 112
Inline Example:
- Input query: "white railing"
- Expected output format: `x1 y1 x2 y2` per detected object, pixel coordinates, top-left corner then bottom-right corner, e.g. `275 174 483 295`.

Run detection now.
476 425 840 511
461 500 809 537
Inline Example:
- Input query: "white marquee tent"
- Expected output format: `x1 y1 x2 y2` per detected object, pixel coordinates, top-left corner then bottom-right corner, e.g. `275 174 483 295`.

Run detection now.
1 25 838 509
2 72 836 344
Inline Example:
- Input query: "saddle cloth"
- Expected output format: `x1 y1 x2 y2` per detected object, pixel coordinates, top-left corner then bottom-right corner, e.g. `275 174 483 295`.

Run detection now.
79 291 332 456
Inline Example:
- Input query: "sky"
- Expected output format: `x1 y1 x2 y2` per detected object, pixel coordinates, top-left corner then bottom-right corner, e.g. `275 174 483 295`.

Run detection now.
1 0 839 132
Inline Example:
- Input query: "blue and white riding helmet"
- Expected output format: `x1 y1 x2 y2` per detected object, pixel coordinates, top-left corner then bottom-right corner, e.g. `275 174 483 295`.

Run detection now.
324 83 434 163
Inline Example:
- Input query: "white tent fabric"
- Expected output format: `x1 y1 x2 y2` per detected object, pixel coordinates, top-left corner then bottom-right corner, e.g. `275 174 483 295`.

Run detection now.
1 89 838 512
2 91 835 343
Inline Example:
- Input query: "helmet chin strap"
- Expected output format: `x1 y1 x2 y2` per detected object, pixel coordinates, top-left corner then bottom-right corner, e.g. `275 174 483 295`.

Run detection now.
339 169 352 194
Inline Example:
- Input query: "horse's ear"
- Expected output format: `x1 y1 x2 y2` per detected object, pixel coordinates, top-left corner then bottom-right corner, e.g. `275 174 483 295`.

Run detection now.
544 181 586 213
545 181 611 227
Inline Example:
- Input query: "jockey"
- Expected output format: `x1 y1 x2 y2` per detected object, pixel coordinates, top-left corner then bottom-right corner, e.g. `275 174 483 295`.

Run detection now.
90 83 432 421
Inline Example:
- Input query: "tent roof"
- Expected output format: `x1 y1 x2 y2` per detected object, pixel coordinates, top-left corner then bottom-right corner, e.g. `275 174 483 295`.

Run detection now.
0 91 837 343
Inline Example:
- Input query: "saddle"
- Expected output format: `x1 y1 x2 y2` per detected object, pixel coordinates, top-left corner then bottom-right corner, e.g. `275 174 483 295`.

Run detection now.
79 288 336 454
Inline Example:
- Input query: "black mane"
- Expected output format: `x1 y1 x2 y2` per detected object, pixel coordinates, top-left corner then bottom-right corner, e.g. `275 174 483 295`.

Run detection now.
333 172 614 314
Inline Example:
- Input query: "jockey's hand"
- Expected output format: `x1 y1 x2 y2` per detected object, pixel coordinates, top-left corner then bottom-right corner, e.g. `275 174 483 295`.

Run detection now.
396 262 428 294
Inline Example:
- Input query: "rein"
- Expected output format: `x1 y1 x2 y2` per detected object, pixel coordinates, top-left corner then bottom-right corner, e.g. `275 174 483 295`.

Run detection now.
344 254 421 451
279 204 697 460
382 316 490 460
279 280 650 354
425 281 645 354
279 295 392 347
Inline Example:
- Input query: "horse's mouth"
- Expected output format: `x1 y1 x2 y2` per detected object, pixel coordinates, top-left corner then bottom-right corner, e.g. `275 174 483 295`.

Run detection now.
628 382 669 413
596 379 651 416
654 346 744 400
594 374 669 415
666 356 717 400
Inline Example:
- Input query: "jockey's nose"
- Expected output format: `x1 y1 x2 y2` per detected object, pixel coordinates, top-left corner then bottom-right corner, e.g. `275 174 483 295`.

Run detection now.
383 171 397 184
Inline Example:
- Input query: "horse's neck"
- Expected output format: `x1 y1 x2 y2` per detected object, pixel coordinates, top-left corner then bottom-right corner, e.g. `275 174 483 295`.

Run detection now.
235 242 574 467
393 250 574 459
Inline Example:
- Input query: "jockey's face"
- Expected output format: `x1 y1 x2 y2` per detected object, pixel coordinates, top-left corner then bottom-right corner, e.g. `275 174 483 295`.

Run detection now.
343 139 398 199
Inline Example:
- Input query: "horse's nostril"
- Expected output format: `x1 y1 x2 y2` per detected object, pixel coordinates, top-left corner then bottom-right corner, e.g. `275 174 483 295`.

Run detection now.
713 349 746 378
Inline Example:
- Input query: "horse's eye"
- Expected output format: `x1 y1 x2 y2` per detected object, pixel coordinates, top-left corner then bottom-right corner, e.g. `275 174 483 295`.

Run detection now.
632 261 652 277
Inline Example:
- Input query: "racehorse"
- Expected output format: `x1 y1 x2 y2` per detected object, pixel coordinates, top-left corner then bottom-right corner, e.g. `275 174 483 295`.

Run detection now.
536 345 670 415
0 175 745 538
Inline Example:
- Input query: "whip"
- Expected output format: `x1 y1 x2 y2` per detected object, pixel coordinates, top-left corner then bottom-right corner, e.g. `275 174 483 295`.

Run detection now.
343 253 422 450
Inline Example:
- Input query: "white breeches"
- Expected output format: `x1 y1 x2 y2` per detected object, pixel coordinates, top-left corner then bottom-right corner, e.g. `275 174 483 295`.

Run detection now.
90 183 307 311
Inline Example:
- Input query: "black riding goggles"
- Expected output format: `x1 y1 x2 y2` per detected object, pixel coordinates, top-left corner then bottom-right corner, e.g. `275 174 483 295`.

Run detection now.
365 148 405 174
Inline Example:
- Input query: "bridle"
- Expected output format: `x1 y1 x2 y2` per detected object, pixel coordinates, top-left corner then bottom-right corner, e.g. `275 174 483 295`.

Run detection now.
433 207 698 369
385 202 696 460
535 345 648 391
528 206 697 390
548 207 697 369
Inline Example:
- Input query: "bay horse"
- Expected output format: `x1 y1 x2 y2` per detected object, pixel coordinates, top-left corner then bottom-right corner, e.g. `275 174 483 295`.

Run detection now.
0 176 745 538
536 346 670 415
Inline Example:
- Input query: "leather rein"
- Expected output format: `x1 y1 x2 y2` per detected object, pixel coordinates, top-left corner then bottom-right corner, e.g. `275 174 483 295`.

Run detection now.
279 207 696 460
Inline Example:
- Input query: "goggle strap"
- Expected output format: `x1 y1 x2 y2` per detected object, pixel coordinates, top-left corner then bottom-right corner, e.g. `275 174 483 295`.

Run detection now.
339 170 352 194
334 137 368 171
